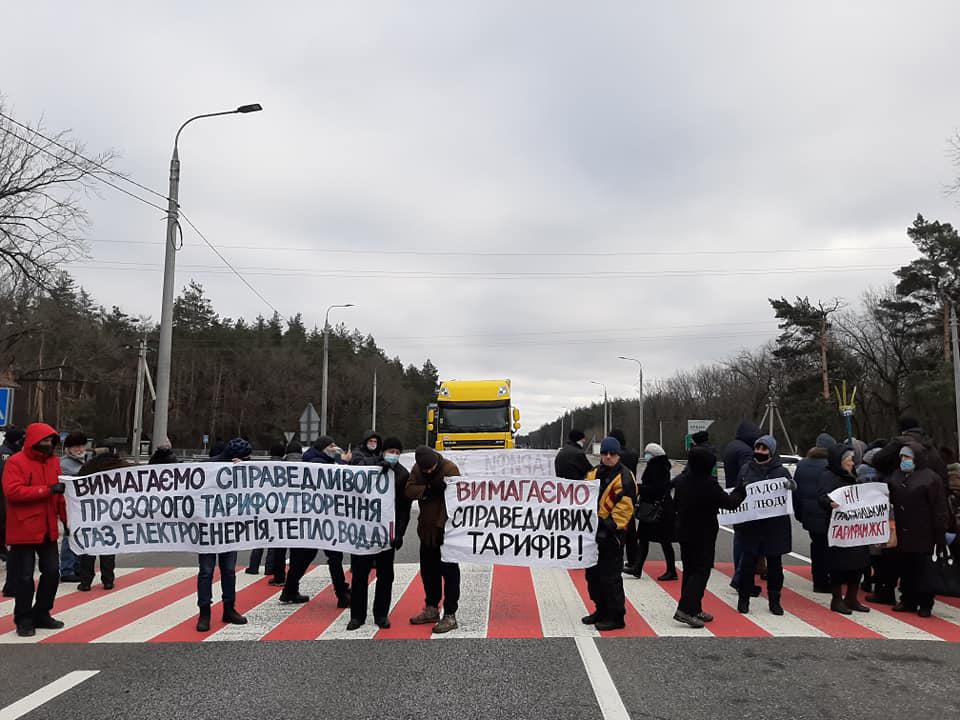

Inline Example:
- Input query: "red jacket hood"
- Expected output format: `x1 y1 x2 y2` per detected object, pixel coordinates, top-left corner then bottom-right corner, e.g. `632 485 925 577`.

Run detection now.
24 422 60 460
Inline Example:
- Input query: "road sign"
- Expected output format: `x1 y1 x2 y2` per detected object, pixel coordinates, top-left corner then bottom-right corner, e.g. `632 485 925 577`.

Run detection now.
284 431 295 444
0 387 12 428
299 403 320 443
687 419 714 435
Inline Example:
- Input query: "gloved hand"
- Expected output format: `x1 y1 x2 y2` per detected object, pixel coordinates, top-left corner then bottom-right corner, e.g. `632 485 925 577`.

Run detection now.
50 482 66 495
782 479 797 491
429 475 447 494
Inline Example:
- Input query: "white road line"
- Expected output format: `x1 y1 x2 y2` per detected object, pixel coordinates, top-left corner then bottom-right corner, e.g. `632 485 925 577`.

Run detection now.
431 564 493 640
531 568 598 638
575 638 630 720
321 563 420 640
779 569 941 641
0 670 99 720
209 566 329 642
0 568 195 644
621 574 709 637
717 525 812 563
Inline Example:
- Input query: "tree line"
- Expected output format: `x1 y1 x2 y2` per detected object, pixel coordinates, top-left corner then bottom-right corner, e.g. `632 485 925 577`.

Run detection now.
524 214 960 457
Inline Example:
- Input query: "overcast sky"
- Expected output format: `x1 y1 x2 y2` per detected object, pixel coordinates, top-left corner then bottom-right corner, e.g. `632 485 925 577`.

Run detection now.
3 2 959 430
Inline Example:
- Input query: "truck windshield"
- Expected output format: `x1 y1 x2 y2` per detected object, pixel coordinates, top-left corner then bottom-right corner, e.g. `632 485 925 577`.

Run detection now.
439 403 510 433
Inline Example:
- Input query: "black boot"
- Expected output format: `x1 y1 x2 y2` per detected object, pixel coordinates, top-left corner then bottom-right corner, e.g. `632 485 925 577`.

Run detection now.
222 602 247 625
830 586 852 615
196 605 211 632
336 590 351 609
768 592 784 616
737 596 750 614
844 584 870 613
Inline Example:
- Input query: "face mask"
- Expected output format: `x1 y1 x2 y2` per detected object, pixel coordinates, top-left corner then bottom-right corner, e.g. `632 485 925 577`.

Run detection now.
367 442 378 452
383 454 400 465
754 452 770 464
35 442 54 457
324 448 338 459
68 447 86 459
900 459 915 473
643 452 653 461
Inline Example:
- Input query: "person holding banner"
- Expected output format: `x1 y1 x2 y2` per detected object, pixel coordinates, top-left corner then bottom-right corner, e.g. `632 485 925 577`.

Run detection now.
735 434 795 616
347 436 411 630
673 447 747 628
75 453 127 592
2 423 67 637
406 445 462 634
281 435 353 608
817 444 871 615
582 436 637 632
197 437 252 632
555 430 593 481
888 444 949 618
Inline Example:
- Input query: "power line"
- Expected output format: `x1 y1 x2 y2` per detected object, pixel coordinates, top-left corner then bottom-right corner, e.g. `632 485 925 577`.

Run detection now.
0 109 170 202
72 261 896 280
0 125 169 214
84 237 914 258
177 210 279 314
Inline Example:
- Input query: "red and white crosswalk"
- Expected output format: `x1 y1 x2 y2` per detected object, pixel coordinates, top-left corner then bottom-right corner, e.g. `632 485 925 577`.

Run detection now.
2 562 959 643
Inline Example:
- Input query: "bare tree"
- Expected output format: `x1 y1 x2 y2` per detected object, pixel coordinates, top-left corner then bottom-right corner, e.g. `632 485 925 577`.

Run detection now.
0 100 118 289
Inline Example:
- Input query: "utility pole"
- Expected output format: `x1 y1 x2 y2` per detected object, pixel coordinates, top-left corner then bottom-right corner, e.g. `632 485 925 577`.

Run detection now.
152 103 262 453
951 304 960 454
131 337 147 457
371 368 378 431
618 356 644 450
321 303 354 436
560 407 567 448
592 381 608 437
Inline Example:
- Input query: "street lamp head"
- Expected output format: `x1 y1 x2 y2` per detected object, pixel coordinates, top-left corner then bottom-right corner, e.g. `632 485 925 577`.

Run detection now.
236 103 263 114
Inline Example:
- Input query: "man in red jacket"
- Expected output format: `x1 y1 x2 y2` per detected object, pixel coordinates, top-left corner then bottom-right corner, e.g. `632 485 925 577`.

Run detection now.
2 423 67 637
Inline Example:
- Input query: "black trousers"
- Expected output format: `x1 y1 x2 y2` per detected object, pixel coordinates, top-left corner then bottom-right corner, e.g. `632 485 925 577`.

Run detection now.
829 568 862 586
739 552 784 598
624 518 638 565
419 545 460 615
634 538 676 576
678 542 711 616
7 541 59 627
350 548 395 621
285 548 350 597
79 554 116 586
586 536 625 621
808 532 829 588
268 548 288 582
873 548 899 594
896 551 934 611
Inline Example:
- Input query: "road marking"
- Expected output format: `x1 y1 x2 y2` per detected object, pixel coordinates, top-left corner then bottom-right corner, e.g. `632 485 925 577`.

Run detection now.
717 524 812 563
0 670 99 720
531 567 598 638
575 638 630 720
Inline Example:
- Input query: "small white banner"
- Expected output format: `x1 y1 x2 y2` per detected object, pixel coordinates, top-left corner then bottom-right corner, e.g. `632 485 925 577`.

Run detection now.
441 475 599 568
64 462 395 556
827 481 891 548
717 480 794 525
400 449 558 477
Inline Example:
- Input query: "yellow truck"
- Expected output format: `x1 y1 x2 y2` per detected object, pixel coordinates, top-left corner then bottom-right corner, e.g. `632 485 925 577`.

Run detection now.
426 379 521 450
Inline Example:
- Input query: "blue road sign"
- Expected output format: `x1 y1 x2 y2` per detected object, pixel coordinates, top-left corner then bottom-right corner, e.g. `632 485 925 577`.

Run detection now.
0 387 11 427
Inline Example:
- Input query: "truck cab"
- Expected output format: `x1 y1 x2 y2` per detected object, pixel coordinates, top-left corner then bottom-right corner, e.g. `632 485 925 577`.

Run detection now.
426 379 521 450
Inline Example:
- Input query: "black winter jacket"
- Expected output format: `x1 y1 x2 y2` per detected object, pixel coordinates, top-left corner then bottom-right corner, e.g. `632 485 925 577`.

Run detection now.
637 455 675 542
817 445 870 573
555 442 593 480
736 457 793 556
887 443 949 554
794 448 829 532
723 421 760 488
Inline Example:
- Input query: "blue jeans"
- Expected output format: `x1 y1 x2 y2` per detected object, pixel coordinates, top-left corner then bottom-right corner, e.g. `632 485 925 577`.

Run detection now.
59 535 80 577
197 552 238 607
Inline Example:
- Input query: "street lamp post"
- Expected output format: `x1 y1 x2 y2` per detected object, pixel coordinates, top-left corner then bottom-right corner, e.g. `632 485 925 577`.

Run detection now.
591 381 608 438
321 303 354 436
618 356 644 451
560 406 568 448
152 103 262 451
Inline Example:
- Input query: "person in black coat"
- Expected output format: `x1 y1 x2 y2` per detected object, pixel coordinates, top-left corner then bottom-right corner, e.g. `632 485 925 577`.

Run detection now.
736 434 795 616
348 436 412 630
817 444 871 615
351 430 383 465
625 443 677 580
887 443 949 617
723 420 761 591
555 430 593 480
793 433 836 593
673 447 747 628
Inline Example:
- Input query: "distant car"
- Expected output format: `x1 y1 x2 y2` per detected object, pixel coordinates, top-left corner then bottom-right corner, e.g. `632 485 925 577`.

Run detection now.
779 454 802 466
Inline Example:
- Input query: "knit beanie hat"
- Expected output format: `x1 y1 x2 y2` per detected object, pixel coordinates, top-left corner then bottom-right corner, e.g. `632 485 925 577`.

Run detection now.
691 430 710 445
4 426 25 449
687 446 717 476
755 434 778 455
314 435 335 451
899 445 915 459
382 437 403 453
415 445 439 470
816 433 837 450
948 462 960 478
643 443 666 457
856 463 878 481
224 437 252 460
568 429 586 444
599 436 621 455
